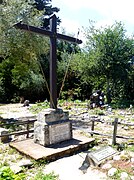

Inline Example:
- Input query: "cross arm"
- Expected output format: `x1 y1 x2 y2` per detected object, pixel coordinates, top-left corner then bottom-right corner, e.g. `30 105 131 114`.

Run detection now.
57 33 82 44
14 22 82 44
14 22 53 37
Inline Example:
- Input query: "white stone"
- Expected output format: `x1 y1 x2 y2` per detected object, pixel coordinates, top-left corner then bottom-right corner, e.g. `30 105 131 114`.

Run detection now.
107 139 113 145
113 155 121 161
123 126 129 130
101 163 112 170
18 159 33 167
130 176 134 180
120 172 129 180
129 152 134 158
120 151 126 156
10 164 22 174
131 157 134 162
108 168 117 177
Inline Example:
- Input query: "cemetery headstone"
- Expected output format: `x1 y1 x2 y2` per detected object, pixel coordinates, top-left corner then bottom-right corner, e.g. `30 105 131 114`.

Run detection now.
34 108 72 146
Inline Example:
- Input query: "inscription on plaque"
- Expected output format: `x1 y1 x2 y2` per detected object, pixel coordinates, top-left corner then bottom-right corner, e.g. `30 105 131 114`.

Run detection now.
49 123 71 144
90 146 117 163
80 146 117 170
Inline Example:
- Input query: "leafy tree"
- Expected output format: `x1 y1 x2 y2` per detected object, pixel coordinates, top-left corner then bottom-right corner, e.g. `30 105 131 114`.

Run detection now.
56 30 81 100
0 0 51 102
83 22 134 103
34 0 60 29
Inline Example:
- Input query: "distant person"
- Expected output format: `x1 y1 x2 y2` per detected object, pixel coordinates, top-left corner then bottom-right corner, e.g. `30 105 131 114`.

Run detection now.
90 90 105 109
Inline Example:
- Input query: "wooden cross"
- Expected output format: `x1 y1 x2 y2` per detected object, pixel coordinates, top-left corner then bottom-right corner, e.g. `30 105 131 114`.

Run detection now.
14 14 82 109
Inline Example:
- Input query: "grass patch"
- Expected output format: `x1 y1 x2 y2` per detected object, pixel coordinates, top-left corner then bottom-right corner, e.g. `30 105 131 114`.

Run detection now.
34 170 59 180
126 145 134 152
29 101 50 113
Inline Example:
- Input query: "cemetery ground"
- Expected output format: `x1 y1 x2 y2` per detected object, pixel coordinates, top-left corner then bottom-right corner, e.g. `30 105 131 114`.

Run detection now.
0 102 134 180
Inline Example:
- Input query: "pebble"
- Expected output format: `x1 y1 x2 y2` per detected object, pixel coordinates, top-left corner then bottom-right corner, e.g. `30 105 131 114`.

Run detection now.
108 167 117 177
113 155 121 161
120 172 129 180
10 164 22 174
18 159 33 167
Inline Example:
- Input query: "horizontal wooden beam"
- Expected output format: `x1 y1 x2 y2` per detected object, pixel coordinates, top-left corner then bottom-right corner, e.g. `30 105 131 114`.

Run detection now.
14 22 53 37
57 33 82 44
14 22 82 44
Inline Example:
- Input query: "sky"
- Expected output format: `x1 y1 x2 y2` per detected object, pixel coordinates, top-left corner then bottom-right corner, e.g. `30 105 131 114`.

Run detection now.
52 0 134 44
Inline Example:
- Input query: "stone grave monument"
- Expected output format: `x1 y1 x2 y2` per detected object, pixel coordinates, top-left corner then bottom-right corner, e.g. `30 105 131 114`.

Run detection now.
34 108 72 146
14 14 81 147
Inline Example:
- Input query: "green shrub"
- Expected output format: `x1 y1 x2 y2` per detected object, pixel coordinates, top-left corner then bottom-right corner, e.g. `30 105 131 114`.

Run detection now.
0 166 25 180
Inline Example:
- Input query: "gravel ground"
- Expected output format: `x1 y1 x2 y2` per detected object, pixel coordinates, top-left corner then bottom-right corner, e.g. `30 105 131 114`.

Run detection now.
0 103 35 119
0 103 134 180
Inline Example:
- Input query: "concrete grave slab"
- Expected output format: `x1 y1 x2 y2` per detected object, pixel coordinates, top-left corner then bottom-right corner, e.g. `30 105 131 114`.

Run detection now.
10 130 95 161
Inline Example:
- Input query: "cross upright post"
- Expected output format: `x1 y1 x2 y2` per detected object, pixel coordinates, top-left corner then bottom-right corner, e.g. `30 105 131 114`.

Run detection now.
50 15 57 109
14 14 82 109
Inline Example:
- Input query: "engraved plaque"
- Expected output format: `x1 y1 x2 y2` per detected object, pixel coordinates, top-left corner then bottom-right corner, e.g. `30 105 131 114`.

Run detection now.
80 146 117 171
87 146 117 165
49 122 71 144
91 146 116 162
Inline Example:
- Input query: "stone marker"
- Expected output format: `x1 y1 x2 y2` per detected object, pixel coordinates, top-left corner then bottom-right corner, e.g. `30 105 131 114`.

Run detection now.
0 127 9 143
23 100 29 107
80 146 117 172
34 108 72 146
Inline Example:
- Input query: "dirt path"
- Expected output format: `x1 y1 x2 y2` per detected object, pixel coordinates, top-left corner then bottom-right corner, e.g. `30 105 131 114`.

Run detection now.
44 153 107 180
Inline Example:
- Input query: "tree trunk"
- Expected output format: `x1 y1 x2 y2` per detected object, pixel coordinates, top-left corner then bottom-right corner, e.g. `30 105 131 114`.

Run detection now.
106 77 111 104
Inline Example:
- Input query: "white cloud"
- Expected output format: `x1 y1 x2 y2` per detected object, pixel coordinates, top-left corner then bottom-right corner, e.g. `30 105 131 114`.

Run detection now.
59 18 80 35
53 0 134 37
60 0 134 23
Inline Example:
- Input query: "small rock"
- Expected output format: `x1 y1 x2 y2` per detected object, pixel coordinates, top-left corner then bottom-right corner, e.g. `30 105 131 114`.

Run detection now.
23 100 30 107
120 151 126 156
108 167 117 177
130 176 134 180
107 139 112 145
113 155 121 161
123 126 129 130
18 159 33 167
120 172 129 180
131 157 134 163
101 163 112 170
10 164 22 174
129 152 134 158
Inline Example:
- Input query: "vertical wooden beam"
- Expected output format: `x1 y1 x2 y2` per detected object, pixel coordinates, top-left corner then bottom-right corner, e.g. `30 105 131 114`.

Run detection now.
112 118 118 145
26 120 29 138
50 15 57 109
91 120 95 137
